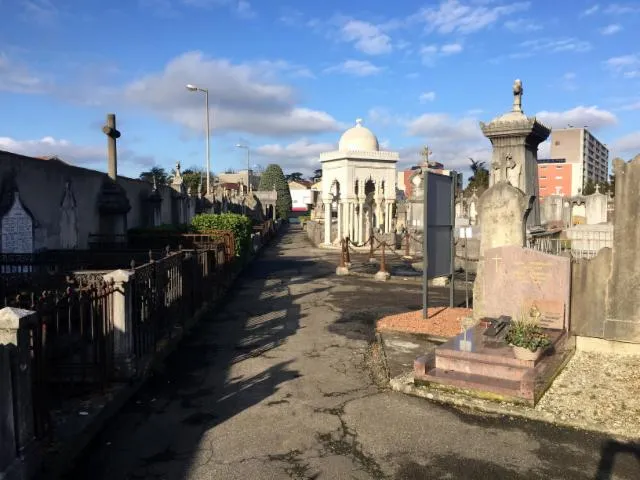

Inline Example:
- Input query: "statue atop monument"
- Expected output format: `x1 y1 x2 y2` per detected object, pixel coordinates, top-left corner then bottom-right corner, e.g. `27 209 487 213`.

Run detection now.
512 79 523 113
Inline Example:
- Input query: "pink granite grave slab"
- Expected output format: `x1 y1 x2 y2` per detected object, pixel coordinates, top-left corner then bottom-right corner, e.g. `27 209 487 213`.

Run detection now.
482 246 570 330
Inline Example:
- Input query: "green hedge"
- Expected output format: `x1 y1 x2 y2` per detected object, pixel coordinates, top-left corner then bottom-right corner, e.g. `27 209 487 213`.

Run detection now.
191 213 253 256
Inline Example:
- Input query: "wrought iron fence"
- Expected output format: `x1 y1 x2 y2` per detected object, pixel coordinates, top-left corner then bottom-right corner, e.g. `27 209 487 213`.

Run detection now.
3 281 116 403
527 231 613 260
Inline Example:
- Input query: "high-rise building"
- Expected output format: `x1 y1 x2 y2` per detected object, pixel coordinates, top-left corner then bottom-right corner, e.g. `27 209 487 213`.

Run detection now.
546 127 609 196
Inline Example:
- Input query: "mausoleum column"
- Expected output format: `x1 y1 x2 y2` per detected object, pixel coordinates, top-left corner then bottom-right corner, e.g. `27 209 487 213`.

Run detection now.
323 201 332 245
358 201 364 244
337 201 343 241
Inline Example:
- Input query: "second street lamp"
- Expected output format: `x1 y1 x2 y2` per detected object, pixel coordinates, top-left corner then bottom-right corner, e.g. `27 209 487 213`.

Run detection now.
235 143 251 193
186 84 211 196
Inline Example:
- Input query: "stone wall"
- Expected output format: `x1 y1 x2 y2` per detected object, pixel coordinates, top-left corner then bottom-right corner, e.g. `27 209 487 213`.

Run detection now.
0 151 192 250
570 155 640 343
606 157 640 341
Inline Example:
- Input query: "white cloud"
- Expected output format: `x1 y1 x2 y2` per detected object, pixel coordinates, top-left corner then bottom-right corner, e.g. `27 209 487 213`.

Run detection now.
520 38 591 53
536 106 618 130
538 141 551 159
611 131 640 157
600 24 623 35
619 101 640 111
119 51 342 136
254 139 335 172
324 60 383 77
0 53 51 94
605 54 640 78
404 112 489 171
581 5 600 16
441 43 463 55
420 43 464 65
340 20 392 55
179 0 256 18
419 91 436 103
21 0 59 25
604 3 640 14
504 18 542 32
0 136 155 168
414 0 530 35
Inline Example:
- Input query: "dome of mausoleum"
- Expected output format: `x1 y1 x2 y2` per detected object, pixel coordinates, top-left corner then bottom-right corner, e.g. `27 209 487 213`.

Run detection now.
338 119 379 152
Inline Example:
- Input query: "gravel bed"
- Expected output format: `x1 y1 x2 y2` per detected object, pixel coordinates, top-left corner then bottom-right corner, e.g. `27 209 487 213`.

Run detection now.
535 351 640 439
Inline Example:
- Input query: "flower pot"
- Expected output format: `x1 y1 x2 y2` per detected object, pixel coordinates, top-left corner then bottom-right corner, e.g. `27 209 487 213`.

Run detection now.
512 345 544 361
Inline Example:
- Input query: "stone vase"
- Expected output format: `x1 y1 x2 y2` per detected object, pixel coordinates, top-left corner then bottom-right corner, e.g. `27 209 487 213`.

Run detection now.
511 345 544 362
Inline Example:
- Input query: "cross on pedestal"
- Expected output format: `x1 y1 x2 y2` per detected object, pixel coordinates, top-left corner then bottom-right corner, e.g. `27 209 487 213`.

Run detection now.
491 255 502 273
102 113 121 181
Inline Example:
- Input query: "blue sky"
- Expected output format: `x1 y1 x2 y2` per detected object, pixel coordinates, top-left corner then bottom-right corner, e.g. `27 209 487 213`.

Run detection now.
1 0 639 181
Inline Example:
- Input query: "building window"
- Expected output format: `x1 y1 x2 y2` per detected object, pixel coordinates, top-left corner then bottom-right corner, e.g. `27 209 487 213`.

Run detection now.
540 176 547 179
555 176 563 179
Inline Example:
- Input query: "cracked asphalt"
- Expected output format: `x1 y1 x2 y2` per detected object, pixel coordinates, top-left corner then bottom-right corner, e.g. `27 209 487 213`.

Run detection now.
64 227 640 480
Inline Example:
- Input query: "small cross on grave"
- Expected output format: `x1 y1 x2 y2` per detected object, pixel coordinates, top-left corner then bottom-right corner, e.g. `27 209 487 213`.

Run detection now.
491 255 502 273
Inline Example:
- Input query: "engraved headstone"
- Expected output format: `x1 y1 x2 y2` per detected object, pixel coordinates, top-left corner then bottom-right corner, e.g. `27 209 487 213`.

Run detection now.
477 245 570 330
1 192 34 254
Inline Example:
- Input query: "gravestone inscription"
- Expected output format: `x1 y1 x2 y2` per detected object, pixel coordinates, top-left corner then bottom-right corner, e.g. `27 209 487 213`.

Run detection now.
1 192 34 254
481 245 570 330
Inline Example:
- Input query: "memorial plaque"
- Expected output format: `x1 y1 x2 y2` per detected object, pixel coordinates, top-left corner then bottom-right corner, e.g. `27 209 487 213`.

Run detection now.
1 192 34 254
481 245 570 330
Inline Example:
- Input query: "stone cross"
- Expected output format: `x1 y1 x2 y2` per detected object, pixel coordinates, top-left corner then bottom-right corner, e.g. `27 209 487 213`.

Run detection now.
491 255 502 273
512 79 523 113
595 184 600 194
493 152 515 184
420 146 432 166
102 113 121 181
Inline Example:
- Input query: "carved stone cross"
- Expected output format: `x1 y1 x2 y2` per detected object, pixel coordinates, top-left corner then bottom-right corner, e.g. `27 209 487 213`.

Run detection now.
492 152 515 184
421 146 432 166
102 113 121 181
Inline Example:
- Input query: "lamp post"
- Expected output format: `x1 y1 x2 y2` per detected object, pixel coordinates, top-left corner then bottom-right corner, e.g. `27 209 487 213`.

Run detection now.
186 84 211 196
235 143 251 193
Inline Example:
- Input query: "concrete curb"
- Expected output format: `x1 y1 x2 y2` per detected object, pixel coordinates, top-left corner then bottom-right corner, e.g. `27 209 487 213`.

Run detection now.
389 371 640 443
38 226 284 479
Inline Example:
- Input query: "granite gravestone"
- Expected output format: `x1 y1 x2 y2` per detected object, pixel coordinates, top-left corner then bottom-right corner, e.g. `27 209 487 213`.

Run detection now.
481 245 570 330
1 192 33 254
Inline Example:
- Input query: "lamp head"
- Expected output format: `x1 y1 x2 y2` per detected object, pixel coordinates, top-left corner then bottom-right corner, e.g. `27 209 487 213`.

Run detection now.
186 84 198 91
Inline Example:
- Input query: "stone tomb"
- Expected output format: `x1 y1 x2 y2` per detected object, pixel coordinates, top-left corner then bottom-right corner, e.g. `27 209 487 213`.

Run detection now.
415 246 574 406
477 245 570 329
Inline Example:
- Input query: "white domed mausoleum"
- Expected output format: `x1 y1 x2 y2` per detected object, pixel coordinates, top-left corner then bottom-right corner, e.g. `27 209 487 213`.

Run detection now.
320 118 399 246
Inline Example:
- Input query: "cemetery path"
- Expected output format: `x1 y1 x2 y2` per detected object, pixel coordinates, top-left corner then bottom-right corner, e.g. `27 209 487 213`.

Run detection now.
65 228 639 480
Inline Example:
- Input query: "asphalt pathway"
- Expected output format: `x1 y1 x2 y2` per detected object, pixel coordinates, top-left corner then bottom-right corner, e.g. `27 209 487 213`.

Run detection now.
64 228 640 479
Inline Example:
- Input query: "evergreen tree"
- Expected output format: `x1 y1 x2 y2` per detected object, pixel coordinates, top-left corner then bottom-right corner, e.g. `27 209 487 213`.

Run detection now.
259 164 292 219
465 158 489 195
139 166 170 185
582 179 596 195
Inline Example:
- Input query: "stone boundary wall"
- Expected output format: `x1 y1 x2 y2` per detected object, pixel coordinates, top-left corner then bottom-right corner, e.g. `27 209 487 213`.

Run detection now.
570 156 640 343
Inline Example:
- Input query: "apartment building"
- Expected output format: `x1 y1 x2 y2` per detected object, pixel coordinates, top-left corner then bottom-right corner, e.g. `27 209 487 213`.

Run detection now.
538 158 573 197
547 127 609 196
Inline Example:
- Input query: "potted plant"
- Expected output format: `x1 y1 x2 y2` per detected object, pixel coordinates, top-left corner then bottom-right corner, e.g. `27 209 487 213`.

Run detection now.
505 305 552 361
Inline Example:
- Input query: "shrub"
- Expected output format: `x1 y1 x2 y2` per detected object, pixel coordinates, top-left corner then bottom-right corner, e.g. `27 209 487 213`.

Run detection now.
258 164 292 219
191 213 253 256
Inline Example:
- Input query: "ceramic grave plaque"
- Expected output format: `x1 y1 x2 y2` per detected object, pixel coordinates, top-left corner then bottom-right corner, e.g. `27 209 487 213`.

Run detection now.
1 192 33 254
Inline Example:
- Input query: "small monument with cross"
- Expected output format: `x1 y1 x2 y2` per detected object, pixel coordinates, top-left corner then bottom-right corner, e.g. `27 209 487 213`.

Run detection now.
480 79 550 228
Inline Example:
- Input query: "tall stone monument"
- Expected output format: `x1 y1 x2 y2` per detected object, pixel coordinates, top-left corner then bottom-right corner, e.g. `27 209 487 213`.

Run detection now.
479 79 551 228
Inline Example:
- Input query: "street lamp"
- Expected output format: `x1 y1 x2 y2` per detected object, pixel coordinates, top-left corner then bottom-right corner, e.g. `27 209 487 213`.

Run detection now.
186 84 211 196
235 143 251 193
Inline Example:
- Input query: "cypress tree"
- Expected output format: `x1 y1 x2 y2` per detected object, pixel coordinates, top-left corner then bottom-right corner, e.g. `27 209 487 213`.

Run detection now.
258 164 292 219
